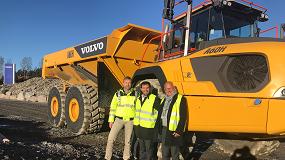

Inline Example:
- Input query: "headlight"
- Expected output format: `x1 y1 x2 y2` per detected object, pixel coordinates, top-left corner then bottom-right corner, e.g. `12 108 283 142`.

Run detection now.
222 0 232 6
259 13 269 22
273 87 285 98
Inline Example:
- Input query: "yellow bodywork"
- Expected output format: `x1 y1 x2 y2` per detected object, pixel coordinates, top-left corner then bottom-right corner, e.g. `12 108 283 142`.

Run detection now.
43 24 161 86
156 42 285 135
43 23 285 135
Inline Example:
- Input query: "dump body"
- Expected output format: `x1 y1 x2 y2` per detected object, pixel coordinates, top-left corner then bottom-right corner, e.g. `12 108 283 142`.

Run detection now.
43 24 161 87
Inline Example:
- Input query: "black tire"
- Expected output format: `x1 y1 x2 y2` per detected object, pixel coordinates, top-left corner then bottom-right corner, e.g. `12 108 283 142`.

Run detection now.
47 86 66 127
65 85 104 134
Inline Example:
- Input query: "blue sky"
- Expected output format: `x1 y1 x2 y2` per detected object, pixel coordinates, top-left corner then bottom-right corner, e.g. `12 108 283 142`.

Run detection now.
0 0 284 69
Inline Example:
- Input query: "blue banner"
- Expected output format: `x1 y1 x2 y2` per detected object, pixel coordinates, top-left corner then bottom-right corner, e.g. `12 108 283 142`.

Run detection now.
4 64 15 85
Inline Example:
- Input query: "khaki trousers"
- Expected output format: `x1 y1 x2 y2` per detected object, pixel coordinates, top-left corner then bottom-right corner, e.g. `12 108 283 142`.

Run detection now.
105 118 134 160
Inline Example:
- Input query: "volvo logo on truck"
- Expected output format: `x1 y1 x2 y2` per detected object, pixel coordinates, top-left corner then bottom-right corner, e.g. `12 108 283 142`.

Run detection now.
75 37 107 58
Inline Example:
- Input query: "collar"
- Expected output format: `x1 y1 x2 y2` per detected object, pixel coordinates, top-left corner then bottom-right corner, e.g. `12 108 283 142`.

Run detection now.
119 88 134 96
141 93 151 99
165 91 177 99
163 93 178 102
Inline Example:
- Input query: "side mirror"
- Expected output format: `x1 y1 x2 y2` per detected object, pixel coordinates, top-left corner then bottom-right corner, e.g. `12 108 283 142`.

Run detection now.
163 0 175 20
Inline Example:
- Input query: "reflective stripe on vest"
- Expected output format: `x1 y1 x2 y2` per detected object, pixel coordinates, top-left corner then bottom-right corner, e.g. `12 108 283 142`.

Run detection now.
117 104 135 108
108 89 137 122
169 94 183 131
134 94 158 128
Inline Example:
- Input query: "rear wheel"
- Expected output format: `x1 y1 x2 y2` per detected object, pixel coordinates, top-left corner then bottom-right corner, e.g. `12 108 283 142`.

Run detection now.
65 85 104 134
47 86 66 127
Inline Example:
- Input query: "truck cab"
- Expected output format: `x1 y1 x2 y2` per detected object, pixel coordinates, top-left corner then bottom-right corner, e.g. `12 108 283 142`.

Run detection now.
162 0 268 58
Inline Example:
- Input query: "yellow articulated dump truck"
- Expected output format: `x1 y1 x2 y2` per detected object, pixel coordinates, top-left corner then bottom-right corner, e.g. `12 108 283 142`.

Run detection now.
43 24 161 134
43 0 285 138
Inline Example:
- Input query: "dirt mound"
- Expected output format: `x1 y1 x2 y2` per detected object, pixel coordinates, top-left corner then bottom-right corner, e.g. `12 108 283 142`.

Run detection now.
0 77 61 102
0 85 12 94
9 77 60 96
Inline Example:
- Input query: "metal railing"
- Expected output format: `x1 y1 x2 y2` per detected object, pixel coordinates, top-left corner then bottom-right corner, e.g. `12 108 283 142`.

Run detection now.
260 25 279 38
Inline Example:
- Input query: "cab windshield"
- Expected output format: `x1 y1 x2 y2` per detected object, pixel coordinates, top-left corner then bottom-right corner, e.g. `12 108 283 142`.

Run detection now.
210 9 258 40
165 6 259 54
190 7 258 44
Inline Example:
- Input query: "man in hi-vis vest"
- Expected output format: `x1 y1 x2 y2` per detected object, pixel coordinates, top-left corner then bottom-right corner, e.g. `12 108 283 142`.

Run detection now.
156 81 187 160
133 81 160 160
105 76 137 160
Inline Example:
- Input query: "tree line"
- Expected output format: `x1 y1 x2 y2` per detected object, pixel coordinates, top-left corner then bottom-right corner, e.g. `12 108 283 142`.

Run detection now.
0 56 42 84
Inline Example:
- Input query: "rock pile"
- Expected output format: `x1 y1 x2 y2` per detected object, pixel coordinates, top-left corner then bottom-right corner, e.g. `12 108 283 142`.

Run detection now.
0 85 11 95
0 77 60 102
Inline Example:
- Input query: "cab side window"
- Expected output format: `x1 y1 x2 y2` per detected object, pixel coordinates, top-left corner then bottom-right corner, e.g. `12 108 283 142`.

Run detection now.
190 9 210 48
173 25 184 49
165 19 186 54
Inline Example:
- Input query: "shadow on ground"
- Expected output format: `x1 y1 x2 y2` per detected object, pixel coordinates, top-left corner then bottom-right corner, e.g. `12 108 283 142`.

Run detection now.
230 146 257 160
0 115 121 159
179 132 215 160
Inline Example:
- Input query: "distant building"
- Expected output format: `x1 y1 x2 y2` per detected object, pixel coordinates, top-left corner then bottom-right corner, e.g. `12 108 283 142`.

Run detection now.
3 63 16 85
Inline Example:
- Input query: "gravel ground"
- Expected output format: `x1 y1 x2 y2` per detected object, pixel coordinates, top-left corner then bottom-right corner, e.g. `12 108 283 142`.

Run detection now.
0 99 123 160
0 99 284 160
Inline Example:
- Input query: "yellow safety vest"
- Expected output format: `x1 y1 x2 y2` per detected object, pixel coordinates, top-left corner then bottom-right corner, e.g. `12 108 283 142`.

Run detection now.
168 94 183 131
134 94 158 128
108 89 137 122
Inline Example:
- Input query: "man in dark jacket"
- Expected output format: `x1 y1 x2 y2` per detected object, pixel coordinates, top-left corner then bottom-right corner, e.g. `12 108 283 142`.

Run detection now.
156 81 187 160
133 81 160 160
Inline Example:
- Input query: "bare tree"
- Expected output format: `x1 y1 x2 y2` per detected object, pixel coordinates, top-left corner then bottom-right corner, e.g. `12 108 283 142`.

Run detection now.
0 56 4 78
20 57 32 79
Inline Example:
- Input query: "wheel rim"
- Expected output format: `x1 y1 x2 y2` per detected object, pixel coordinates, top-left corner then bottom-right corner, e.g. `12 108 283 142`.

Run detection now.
69 98 80 122
51 97 59 117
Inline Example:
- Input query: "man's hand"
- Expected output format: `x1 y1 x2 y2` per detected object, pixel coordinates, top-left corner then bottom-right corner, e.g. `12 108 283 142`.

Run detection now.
172 132 180 138
2 138 10 144
109 122 113 129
